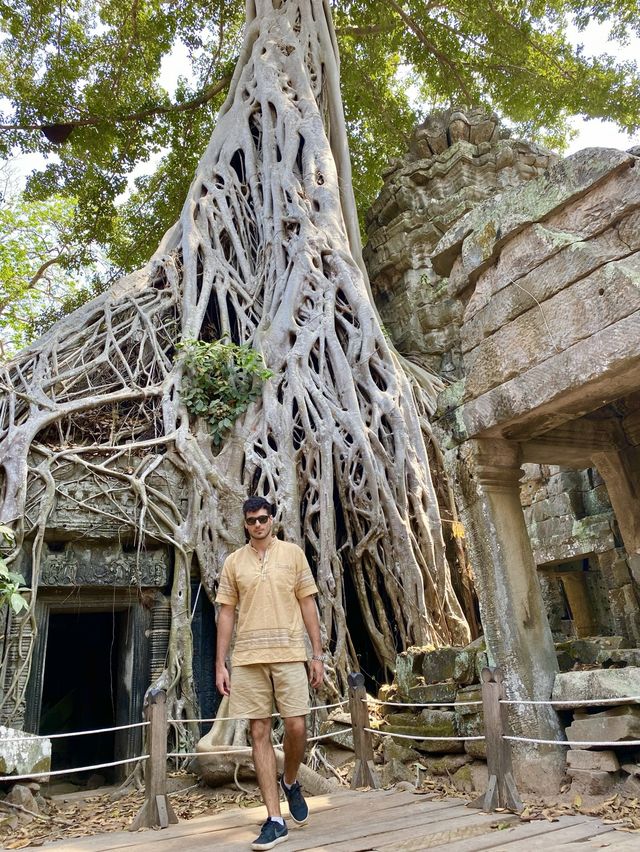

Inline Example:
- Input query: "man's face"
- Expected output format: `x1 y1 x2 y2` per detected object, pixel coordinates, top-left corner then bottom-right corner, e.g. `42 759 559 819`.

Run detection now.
244 508 273 541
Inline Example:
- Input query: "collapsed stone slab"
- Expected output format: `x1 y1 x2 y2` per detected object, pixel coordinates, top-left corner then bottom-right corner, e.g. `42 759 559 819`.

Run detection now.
552 667 640 708
567 706 640 747
0 727 51 780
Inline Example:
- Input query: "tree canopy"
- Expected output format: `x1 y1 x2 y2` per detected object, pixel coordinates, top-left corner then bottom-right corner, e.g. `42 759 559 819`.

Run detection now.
0 163 99 355
1 0 639 311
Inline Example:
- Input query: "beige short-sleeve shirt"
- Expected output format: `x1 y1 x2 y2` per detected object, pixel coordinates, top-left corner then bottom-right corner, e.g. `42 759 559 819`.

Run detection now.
216 537 318 666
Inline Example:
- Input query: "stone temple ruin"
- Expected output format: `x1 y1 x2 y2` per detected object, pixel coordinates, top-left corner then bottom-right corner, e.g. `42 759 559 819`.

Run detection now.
2 107 640 796
365 108 640 792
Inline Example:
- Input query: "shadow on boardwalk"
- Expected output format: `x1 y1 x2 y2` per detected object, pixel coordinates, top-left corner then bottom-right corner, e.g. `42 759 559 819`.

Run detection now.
44 788 634 852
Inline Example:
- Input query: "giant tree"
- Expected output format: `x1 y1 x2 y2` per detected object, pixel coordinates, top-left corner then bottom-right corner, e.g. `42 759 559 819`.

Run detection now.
0 0 471 731
1 0 639 281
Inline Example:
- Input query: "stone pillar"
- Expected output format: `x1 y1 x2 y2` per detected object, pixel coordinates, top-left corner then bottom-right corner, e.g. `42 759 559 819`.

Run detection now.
592 448 640 556
447 437 565 792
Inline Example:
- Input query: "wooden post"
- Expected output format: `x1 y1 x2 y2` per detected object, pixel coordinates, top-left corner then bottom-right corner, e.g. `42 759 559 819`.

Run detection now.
129 689 178 831
348 671 380 789
469 667 523 813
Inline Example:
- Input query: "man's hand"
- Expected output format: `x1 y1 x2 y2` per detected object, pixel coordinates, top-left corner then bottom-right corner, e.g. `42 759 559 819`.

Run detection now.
308 659 324 689
216 664 231 696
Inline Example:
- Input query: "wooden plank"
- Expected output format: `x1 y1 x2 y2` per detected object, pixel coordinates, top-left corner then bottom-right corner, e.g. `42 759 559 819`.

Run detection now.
329 811 520 852
567 834 640 852
439 815 612 852
143 798 471 852
44 790 456 851
491 820 616 850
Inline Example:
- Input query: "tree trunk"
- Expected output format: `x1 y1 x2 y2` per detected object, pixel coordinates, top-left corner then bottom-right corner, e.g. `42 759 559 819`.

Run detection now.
0 0 470 727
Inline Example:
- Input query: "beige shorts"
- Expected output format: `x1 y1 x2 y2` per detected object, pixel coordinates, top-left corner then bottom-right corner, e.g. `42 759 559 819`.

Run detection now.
229 661 310 719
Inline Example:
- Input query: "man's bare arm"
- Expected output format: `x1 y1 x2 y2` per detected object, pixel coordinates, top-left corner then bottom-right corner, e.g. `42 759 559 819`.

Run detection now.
215 603 236 696
299 594 324 689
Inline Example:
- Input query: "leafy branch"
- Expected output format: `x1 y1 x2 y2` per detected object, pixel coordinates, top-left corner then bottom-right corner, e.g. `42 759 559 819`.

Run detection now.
0 524 28 615
178 338 272 445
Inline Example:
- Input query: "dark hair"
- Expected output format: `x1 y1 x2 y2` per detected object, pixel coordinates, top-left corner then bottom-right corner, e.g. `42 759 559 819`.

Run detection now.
242 496 274 516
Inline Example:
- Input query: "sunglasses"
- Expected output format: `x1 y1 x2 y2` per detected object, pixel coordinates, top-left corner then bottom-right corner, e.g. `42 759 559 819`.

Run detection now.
245 515 271 526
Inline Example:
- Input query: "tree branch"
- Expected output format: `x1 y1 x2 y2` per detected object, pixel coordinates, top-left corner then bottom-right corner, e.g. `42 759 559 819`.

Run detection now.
0 75 233 138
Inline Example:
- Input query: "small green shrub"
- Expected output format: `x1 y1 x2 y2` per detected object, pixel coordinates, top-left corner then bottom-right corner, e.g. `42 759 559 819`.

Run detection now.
178 338 272 445
0 524 28 614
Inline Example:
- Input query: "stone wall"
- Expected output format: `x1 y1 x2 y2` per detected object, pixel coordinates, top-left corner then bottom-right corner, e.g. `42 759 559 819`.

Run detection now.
378 644 640 797
365 109 640 649
364 108 558 380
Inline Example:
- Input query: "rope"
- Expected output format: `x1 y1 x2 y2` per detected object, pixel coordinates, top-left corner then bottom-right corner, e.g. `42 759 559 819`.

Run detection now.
366 698 482 708
0 721 149 743
504 735 640 747
0 755 149 783
364 727 484 742
168 701 348 725
501 696 640 707
307 730 349 743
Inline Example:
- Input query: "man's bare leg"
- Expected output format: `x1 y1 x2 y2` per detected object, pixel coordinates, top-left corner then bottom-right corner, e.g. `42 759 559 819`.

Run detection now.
250 717 281 817
282 715 306 786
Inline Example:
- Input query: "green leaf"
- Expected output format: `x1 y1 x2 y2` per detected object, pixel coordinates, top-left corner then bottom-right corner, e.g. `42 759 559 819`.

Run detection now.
9 591 29 614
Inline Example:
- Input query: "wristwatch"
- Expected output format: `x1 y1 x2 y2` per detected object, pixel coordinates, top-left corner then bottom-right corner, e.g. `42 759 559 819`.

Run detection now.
311 654 325 662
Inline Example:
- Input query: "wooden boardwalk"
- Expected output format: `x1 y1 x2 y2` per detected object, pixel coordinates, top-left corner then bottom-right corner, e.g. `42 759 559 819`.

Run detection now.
44 788 633 852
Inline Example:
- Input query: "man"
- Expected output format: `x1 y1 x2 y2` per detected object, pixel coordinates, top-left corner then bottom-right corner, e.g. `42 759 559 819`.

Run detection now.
215 496 324 851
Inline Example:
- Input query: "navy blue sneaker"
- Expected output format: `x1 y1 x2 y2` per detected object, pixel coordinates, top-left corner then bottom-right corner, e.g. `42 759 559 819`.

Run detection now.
280 776 309 825
251 818 288 850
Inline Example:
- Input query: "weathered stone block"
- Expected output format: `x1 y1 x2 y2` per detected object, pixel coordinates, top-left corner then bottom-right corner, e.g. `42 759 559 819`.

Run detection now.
622 774 640 797
4 785 39 823
420 709 457 737
380 710 465 754
568 768 618 796
455 685 482 716
381 758 416 787
566 749 620 771
567 705 640 747
408 682 458 705
582 484 613 516
453 685 486 758
552 666 640 707
422 647 475 685
395 648 430 697
451 761 489 793
598 649 640 667
382 739 421 764
0 727 51 779
420 753 473 776
318 720 353 751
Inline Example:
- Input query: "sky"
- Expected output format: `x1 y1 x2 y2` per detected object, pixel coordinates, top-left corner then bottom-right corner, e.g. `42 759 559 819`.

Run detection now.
564 22 640 154
5 19 640 190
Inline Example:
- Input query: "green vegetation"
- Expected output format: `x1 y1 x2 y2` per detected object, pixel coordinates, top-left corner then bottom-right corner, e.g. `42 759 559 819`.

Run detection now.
0 164 98 356
178 338 272 445
1 1 639 347
0 524 28 614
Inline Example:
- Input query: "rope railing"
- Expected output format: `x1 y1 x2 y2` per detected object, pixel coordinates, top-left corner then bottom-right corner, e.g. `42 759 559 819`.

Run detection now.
0 755 149 783
363 727 484 742
167 699 350 726
504 735 640 747
365 697 483 708
0 720 150 743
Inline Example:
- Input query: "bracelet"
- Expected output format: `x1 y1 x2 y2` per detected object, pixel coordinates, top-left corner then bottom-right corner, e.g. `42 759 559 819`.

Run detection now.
311 654 325 662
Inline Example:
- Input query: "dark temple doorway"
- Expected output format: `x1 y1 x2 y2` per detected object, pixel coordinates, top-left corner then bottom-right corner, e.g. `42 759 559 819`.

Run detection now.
39 611 122 783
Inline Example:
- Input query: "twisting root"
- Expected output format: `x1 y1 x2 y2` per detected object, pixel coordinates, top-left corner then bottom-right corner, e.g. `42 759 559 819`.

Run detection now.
0 0 469 731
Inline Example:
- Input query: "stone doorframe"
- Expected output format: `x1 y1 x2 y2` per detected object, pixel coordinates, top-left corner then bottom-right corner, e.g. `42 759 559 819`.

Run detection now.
24 588 151 773
445 419 640 791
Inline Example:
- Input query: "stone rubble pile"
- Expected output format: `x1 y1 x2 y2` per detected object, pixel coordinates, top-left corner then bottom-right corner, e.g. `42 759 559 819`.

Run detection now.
552 668 640 797
376 641 489 793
